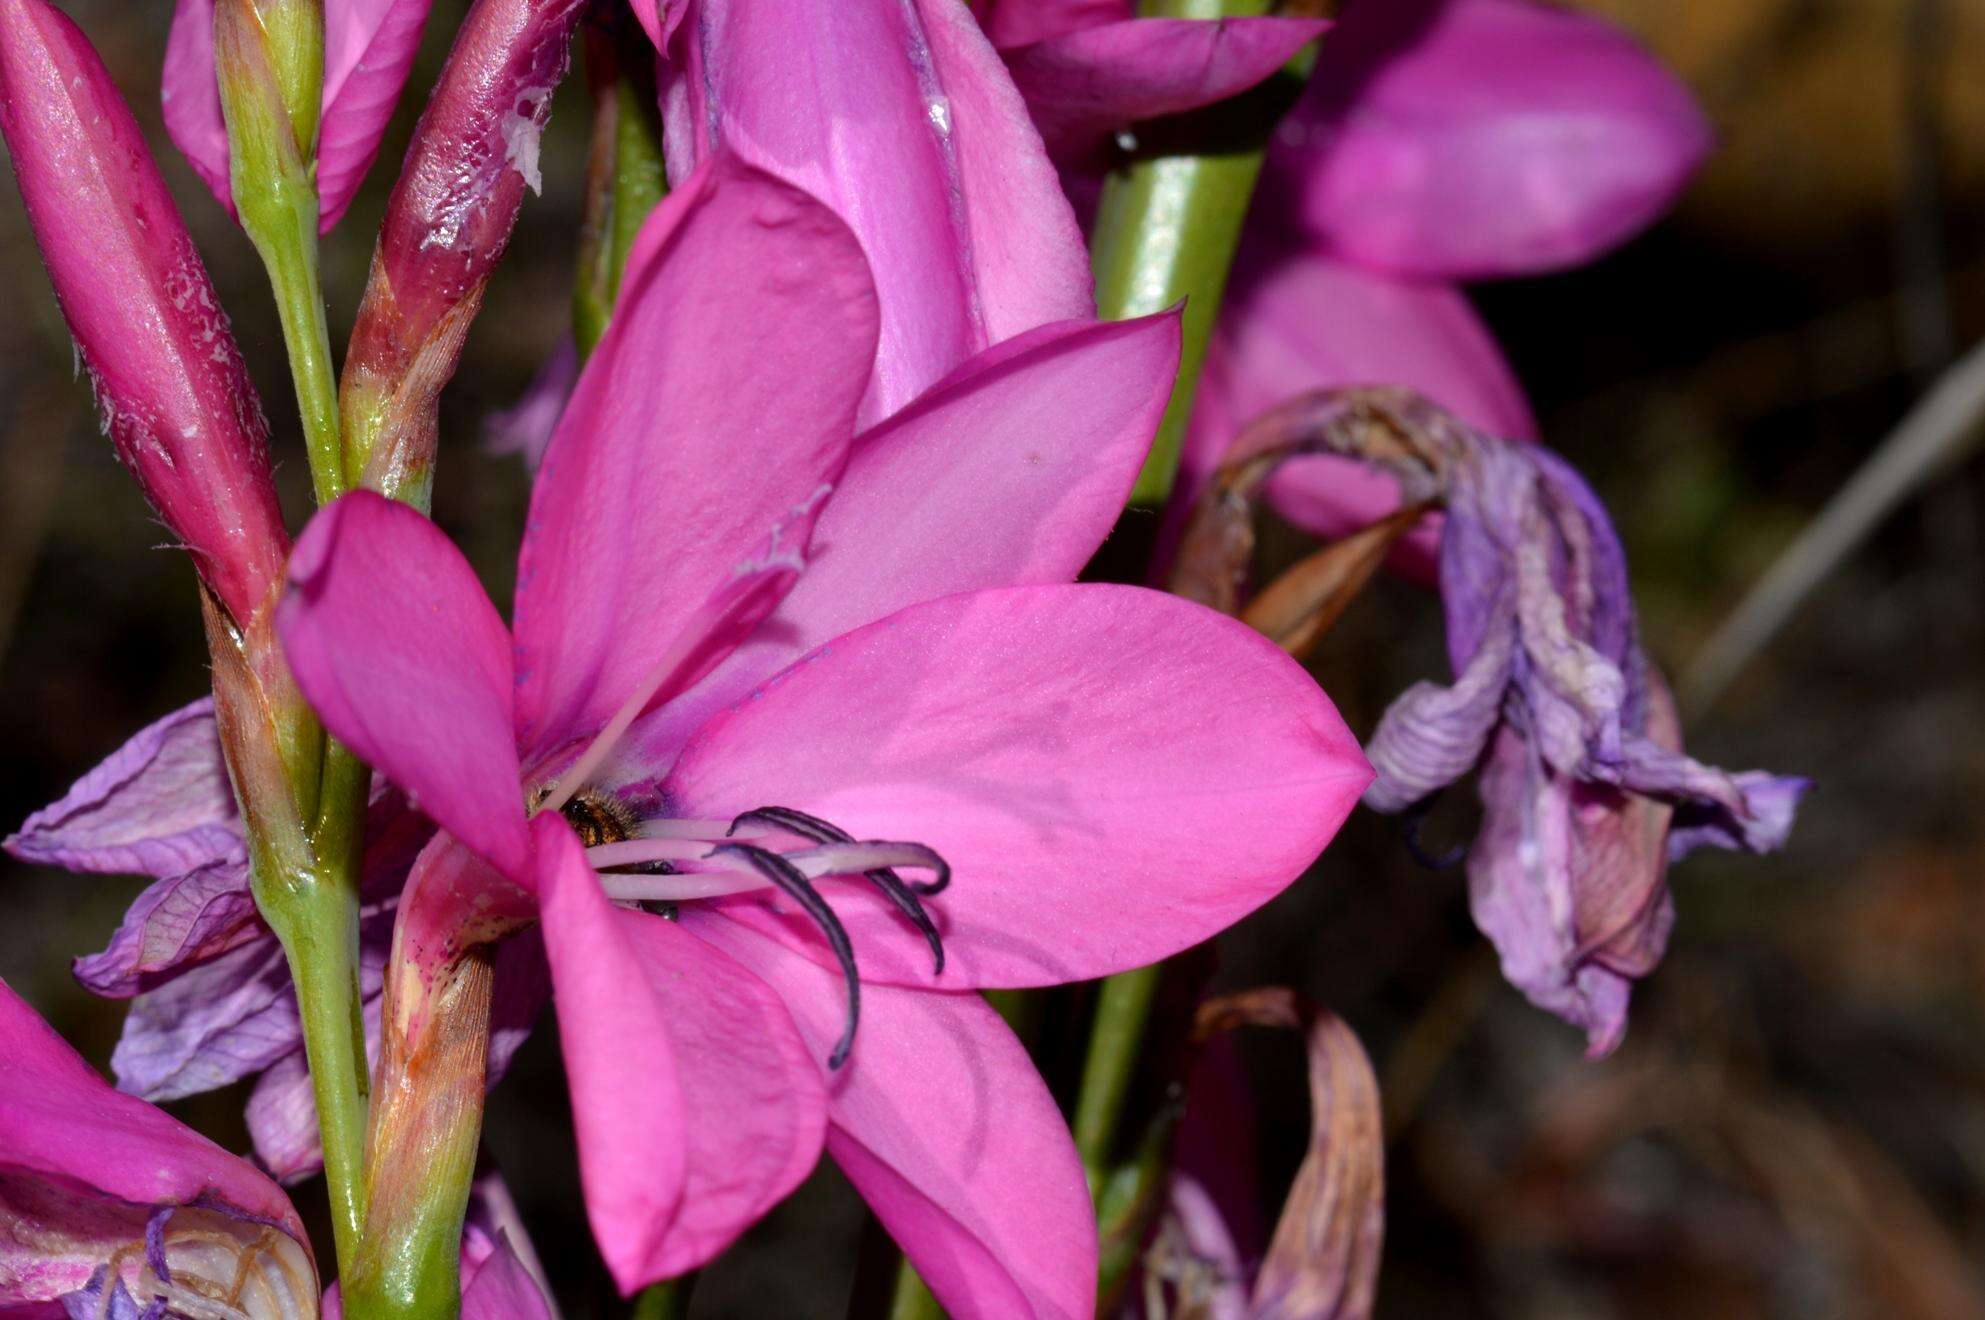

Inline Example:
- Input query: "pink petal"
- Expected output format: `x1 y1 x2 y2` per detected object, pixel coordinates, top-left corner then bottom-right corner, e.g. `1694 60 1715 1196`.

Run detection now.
162 0 230 213
1003 16 1326 159
694 918 1095 1320
607 313 1182 782
536 816 825 1290
163 0 435 231
661 0 1092 425
672 584 1372 989
317 0 434 230
5 699 237 878
460 1233 556 1320
0 977 311 1299
510 154 877 767
279 491 529 877
974 0 1129 47
1176 246 1535 580
1263 0 1712 279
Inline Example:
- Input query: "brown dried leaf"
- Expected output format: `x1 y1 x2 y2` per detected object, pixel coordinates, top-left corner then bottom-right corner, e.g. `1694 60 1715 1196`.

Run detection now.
1241 503 1433 660
1193 991 1385 1320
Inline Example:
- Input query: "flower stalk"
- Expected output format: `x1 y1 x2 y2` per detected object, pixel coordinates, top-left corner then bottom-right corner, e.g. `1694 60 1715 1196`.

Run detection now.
1089 0 1314 507
574 16 667 357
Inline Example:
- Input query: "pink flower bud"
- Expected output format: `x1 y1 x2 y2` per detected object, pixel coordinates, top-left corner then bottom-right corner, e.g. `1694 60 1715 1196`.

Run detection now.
0 0 289 628
341 0 586 505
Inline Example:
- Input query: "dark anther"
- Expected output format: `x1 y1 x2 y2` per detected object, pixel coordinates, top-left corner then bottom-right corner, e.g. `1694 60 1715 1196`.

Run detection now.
729 806 949 974
1398 795 1465 871
710 843 861 1069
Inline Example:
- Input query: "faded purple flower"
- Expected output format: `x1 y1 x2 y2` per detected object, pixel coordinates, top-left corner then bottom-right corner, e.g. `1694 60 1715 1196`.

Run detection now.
1351 408 1806 1053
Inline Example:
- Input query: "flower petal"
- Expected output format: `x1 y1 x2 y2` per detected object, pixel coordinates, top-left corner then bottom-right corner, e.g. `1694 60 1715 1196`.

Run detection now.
661 0 1091 425
0 977 312 1306
609 313 1182 781
279 491 529 877
672 584 1371 989
974 0 1128 47
317 0 435 230
110 937 301 1103
1177 247 1534 580
6 699 238 878
461 1233 555 1320
483 337 577 472
1262 0 1712 279
163 0 435 231
537 815 825 1290
696 917 1095 1320
1002 16 1325 159
72 857 258 997
511 155 876 767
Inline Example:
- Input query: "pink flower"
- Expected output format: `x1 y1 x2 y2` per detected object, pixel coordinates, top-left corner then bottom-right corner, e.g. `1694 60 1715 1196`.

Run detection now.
979 0 1712 571
0 0 288 630
0 976 317 1315
163 0 434 231
645 0 1095 427
278 156 1370 1313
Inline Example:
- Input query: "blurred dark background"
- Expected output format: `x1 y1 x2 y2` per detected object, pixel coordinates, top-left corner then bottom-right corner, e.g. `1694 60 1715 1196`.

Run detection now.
3 1 1983 1315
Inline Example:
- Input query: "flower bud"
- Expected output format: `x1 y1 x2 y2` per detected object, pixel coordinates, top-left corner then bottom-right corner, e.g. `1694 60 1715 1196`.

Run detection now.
341 0 587 507
0 0 289 629
215 0 320 224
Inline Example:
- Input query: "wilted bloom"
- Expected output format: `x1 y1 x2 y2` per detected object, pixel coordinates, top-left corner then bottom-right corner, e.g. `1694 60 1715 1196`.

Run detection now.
1212 389 1805 1054
277 156 1369 1310
1 702 544 1183
644 0 1094 426
0 0 287 632
341 0 587 506
0 976 318 1315
164 0 434 231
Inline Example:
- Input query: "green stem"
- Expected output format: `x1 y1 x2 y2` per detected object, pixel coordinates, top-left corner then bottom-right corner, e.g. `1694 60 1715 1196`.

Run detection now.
1089 0 1304 507
630 1276 695 1320
1070 963 1163 1185
574 27 666 358
886 1262 944 1320
238 171 346 504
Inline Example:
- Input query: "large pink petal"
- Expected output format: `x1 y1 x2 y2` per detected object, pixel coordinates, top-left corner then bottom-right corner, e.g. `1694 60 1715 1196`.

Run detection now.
164 0 435 231
278 492 529 877
1263 0 1712 279
536 816 825 1291
511 154 877 767
1003 16 1325 159
695 919 1095 1320
671 584 1371 989
317 0 434 229
661 0 1092 425
607 313 1182 783
1175 245 1535 579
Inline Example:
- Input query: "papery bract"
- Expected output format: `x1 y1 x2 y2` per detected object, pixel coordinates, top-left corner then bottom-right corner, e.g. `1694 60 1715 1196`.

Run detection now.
278 156 1369 1312
0 0 288 629
164 0 434 231
0 977 318 1315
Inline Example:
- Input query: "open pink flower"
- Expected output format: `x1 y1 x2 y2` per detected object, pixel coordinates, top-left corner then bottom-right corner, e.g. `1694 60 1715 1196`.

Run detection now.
164 0 434 231
277 154 1369 1313
0 976 317 1315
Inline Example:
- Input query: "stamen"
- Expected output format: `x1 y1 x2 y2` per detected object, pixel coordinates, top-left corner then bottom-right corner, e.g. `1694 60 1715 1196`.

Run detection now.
594 868 771 902
709 843 861 1069
729 807 949 974
584 837 716 869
